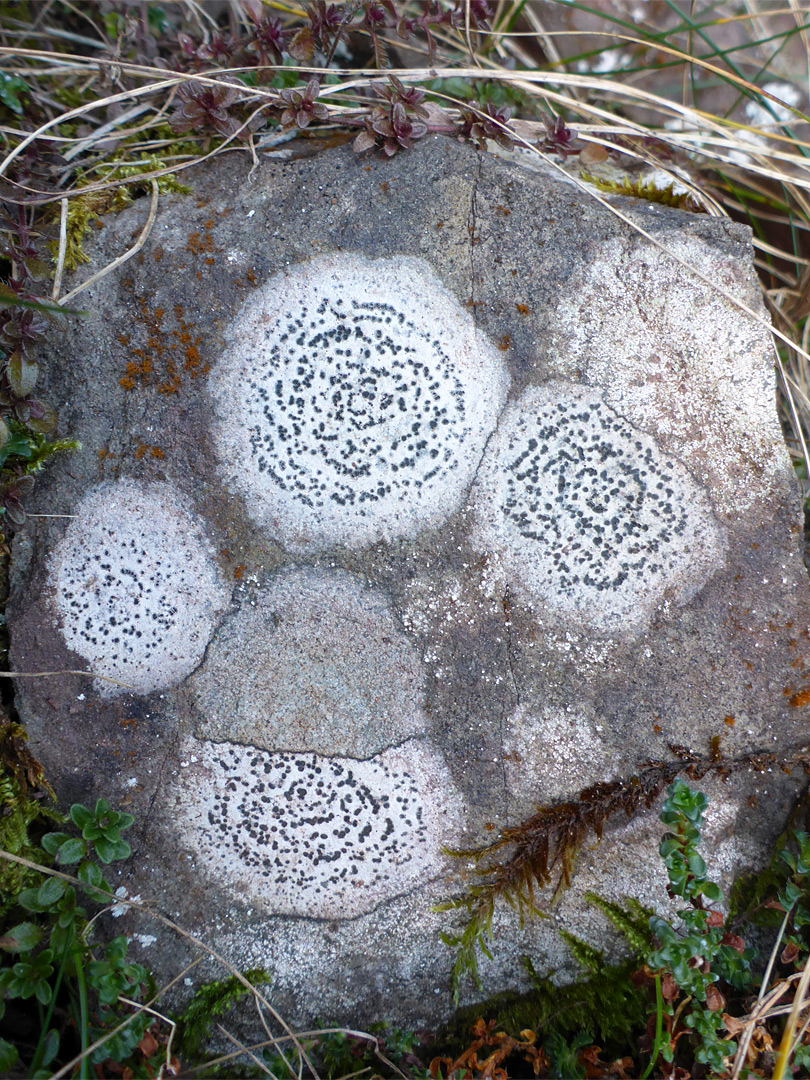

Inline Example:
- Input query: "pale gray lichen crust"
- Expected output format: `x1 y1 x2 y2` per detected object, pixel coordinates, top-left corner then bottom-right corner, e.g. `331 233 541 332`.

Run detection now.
209 253 510 551
48 480 229 696
171 736 463 918
190 566 427 757
471 382 726 632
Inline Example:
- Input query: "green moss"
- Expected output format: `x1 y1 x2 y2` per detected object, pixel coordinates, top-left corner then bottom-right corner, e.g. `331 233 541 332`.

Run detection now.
728 786 810 927
0 717 59 919
583 891 654 955
437 952 646 1067
95 156 193 196
46 193 120 272
580 170 703 211
48 163 190 273
178 968 272 1061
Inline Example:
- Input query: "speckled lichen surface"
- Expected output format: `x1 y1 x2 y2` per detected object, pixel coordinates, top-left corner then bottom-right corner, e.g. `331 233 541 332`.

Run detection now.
209 252 510 551
471 382 726 632
171 736 463 917
190 566 427 757
11 138 810 1030
47 480 228 696
547 237 783 515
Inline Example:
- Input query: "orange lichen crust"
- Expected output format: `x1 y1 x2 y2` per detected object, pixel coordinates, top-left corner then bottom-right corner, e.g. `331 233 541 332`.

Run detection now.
135 444 164 460
117 288 209 394
790 686 810 708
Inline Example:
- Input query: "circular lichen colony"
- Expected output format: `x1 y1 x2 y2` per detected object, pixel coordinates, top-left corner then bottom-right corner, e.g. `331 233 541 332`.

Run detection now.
190 567 427 758
172 736 463 918
49 480 229 696
471 383 725 632
209 253 509 550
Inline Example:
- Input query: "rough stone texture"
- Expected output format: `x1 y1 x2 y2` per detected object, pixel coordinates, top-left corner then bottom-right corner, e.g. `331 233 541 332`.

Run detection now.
9 134 810 1029
190 566 429 757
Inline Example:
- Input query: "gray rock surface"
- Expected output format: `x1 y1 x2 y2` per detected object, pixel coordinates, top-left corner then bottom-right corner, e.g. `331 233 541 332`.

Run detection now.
10 134 810 1028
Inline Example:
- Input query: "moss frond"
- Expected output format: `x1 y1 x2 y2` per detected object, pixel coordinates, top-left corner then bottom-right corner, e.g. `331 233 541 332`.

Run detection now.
580 170 703 212
178 968 272 1060
583 892 654 955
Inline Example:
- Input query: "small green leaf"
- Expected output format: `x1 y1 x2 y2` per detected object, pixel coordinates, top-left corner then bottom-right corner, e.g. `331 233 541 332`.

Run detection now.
8 353 38 397
0 428 34 467
36 877 65 907
0 1039 18 1071
41 831 70 856
17 887 46 913
701 881 722 903
2 922 43 952
0 72 28 115
70 803 94 830
688 853 707 877
49 921 75 959
94 836 131 864
77 859 103 887
39 1028 60 1068
57 837 87 864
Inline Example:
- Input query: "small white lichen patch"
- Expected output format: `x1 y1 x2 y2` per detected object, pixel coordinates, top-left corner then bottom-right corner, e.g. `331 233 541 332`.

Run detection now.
190 566 427 757
209 252 509 551
470 383 725 633
49 480 229 696
171 736 463 918
745 81 802 127
502 703 622 810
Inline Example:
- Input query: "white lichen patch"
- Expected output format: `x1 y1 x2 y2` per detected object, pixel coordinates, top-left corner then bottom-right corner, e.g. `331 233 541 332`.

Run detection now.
546 236 786 514
48 480 229 696
209 253 509 551
471 383 725 633
190 566 427 757
502 703 622 811
171 736 463 918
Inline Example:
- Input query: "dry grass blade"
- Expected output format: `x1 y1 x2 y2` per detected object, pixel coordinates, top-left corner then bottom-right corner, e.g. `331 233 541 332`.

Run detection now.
773 950 810 1080
117 995 179 1079
50 196 67 301
217 1022 279 1077
731 906 792 1078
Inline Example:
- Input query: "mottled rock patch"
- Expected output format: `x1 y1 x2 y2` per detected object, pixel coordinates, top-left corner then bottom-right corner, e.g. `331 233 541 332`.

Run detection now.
471 382 725 632
190 566 427 757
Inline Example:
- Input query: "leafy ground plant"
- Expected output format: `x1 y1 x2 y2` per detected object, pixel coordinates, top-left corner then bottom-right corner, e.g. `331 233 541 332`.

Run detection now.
0 797 170 1078
431 780 810 1080
638 780 757 1077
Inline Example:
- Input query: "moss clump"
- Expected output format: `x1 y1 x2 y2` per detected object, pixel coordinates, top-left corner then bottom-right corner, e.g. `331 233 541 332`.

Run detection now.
0 712 58 917
580 170 703 211
177 968 272 1061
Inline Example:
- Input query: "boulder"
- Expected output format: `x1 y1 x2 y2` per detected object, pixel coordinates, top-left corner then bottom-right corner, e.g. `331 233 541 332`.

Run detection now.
10 134 810 1027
